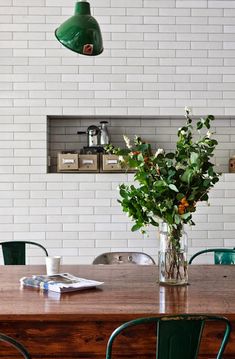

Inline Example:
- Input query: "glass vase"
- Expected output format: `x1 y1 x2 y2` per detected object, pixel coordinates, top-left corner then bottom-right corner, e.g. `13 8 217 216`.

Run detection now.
158 222 188 286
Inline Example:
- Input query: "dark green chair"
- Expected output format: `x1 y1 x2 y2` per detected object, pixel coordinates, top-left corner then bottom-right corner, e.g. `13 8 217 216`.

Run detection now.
189 248 235 265
0 241 48 265
0 332 31 358
106 314 231 359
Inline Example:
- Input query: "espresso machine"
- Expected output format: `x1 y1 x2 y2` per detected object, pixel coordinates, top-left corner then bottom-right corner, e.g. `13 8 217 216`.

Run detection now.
77 121 110 153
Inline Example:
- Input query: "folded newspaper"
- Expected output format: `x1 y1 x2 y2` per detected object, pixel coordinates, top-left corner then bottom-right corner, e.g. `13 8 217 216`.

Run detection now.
20 273 104 293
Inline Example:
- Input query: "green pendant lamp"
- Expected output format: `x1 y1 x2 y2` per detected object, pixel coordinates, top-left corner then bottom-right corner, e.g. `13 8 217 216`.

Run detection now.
55 0 103 56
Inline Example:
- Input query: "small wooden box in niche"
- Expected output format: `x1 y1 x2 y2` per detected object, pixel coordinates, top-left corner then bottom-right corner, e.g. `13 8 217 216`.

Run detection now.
229 156 235 173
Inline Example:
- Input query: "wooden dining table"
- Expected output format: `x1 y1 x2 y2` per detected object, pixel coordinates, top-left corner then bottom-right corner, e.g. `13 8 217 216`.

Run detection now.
0 264 234 358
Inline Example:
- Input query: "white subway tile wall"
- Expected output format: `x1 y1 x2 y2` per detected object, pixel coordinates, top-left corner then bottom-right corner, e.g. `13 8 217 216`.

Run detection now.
0 0 235 264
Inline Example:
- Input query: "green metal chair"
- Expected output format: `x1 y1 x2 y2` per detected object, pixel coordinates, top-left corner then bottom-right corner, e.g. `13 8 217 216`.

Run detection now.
106 314 231 359
0 332 31 358
0 241 48 265
189 248 235 265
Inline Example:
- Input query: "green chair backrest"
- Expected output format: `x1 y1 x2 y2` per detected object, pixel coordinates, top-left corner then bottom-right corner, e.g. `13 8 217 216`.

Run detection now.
189 248 235 265
0 241 48 265
0 332 31 358
106 315 231 359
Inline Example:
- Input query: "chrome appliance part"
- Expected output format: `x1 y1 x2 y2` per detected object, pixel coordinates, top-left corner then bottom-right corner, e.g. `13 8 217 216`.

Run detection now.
87 125 100 147
77 125 101 148
99 121 110 146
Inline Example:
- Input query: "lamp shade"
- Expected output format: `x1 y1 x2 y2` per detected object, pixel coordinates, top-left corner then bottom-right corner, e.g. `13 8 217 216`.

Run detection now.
55 1 103 56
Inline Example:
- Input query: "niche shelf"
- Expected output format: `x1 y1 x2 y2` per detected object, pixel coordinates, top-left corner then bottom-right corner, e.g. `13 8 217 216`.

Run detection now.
47 115 232 174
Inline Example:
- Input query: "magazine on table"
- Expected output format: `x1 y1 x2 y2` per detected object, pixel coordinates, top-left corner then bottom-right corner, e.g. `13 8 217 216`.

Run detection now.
20 272 104 293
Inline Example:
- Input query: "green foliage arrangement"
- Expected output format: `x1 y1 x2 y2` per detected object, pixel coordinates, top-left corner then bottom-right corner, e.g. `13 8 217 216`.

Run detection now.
106 109 220 236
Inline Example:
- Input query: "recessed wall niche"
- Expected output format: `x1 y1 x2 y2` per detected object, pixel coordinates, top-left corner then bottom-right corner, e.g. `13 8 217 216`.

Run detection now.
47 115 234 174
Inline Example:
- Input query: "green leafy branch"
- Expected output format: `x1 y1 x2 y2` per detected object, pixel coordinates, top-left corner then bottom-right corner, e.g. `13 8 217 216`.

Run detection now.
106 110 220 234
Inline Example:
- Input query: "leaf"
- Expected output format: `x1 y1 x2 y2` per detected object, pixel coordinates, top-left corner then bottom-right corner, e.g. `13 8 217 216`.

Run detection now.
165 213 174 224
174 214 181 224
181 212 192 220
137 153 144 162
155 180 166 188
181 168 194 184
176 193 185 201
169 184 179 192
150 218 159 227
207 115 215 121
203 179 211 188
119 188 128 198
190 152 199 164
131 223 142 232
196 121 203 130
128 158 139 168
165 152 175 159
200 193 209 201
187 193 195 201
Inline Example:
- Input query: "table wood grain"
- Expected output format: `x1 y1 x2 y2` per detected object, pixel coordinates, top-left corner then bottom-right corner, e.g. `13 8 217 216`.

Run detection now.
0 264 234 358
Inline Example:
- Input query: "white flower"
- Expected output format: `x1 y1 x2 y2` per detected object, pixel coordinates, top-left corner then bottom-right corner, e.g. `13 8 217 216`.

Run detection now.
185 106 192 114
119 155 125 162
123 135 132 149
206 130 211 138
154 148 164 157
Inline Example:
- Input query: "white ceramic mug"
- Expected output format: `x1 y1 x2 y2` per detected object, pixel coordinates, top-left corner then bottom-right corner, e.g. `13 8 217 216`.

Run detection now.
45 256 61 275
